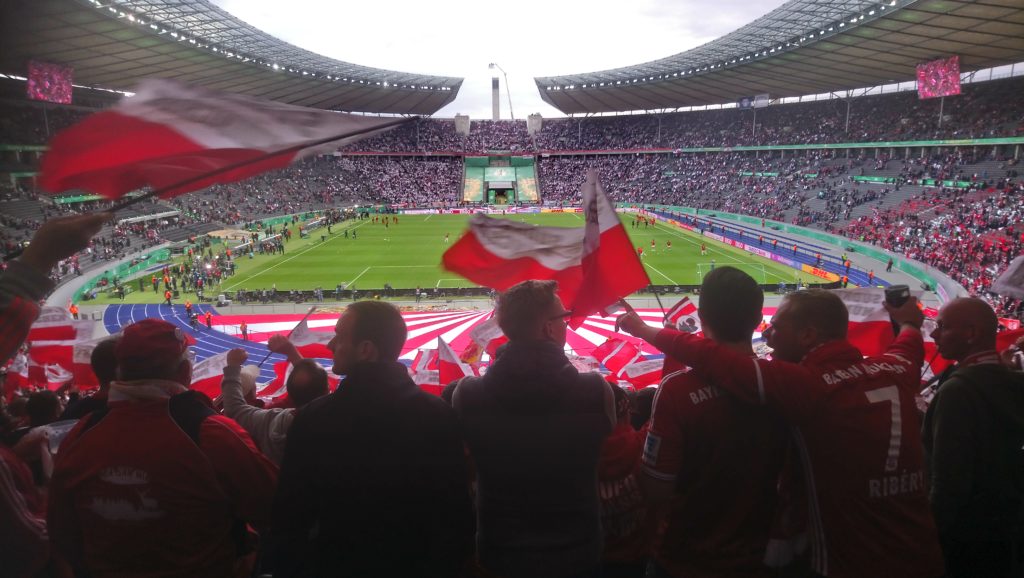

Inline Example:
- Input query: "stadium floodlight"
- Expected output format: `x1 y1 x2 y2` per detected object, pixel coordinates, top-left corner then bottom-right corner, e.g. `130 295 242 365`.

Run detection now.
488 63 515 120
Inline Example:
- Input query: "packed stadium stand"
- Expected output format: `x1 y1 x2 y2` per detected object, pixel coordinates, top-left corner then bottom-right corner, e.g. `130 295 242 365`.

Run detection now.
6 0 1024 577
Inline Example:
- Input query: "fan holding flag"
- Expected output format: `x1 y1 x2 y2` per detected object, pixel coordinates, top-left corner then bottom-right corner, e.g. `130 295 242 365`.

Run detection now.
442 170 650 327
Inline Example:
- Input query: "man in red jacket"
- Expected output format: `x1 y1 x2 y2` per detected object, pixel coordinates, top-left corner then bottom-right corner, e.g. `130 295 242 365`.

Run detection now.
617 289 944 578
48 319 278 577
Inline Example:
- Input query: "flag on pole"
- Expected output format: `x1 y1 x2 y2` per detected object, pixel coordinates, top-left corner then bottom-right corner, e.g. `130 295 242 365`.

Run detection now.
288 318 333 359
591 338 643 375
664 296 698 327
189 351 230 399
40 79 413 199
437 338 473 386
569 170 651 326
443 170 649 327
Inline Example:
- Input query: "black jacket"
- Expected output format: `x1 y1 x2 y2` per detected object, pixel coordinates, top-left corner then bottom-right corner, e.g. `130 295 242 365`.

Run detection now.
271 361 474 577
923 363 1024 542
453 340 615 578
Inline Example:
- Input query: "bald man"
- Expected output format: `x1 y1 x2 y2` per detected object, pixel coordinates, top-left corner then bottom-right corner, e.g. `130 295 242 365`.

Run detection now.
923 297 1024 578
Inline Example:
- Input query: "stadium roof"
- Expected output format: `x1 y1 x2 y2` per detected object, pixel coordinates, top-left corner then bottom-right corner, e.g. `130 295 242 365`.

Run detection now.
0 0 463 115
535 0 1024 114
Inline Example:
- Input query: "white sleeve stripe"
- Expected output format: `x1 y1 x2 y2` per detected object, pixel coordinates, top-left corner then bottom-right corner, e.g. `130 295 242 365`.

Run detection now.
753 359 766 404
0 459 47 537
884 353 911 365
641 465 677 482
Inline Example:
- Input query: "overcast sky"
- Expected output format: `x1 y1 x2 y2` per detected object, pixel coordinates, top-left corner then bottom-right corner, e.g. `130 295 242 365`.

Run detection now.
209 0 788 119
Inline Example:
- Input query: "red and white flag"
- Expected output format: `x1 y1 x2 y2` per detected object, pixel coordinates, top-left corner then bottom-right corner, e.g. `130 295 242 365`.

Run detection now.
570 171 651 326
664 296 698 328
443 171 649 327
40 79 412 199
189 351 230 399
410 349 440 392
288 318 334 359
618 359 663 388
468 316 508 358
591 338 643 375
438 338 473 386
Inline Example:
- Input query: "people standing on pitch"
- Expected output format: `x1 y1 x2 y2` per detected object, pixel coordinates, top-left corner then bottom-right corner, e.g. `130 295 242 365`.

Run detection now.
453 280 615 578
272 301 473 577
617 289 945 578
923 297 1024 578
642 267 789 578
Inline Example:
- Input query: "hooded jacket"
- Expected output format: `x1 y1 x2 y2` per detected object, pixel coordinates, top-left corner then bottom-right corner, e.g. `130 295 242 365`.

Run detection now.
453 340 615 578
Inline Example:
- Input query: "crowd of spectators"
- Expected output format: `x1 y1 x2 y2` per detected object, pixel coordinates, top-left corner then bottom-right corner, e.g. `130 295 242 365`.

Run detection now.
1 75 1023 317
3 212 1023 576
0 101 91 146
339 75 1024 154
844 172 1024 319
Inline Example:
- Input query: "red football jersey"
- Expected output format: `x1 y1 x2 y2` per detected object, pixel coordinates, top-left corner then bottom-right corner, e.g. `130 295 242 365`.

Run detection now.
653 329 945 578
643 366 789 577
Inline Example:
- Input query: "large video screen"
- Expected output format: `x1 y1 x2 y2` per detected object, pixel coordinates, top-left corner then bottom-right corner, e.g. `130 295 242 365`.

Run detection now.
27 60 73 105
916 56 960 100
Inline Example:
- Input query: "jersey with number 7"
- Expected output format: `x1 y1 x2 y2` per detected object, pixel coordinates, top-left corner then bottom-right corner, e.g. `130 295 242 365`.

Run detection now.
651 328 945 578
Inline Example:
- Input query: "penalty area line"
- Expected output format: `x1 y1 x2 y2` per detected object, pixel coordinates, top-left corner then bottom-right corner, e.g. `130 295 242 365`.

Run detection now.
646 264 678 285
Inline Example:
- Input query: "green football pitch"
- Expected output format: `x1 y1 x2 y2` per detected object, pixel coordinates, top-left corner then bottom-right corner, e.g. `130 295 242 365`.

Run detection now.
99 213 819 303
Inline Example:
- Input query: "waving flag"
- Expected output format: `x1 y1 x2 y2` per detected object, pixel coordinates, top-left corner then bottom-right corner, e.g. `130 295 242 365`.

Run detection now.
189 351 230 399
438 338 473 387
40 79 412 199
443 171 649 327
569 171 651 326
664 296 698 329
591 338 643 375
618 359 663 388
288 317 334 359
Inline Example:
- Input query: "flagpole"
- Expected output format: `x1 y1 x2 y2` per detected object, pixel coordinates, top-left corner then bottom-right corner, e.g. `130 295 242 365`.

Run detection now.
256 305 318 368
653 291 668 322
106 115 418 213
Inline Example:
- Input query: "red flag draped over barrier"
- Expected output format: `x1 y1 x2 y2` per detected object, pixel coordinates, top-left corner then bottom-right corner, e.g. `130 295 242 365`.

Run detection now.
40 79 412 199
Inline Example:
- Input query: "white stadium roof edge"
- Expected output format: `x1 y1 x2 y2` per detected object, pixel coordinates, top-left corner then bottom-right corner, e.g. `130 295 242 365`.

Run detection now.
0 0 463 115
2 0 1023 116
535 0 1024 114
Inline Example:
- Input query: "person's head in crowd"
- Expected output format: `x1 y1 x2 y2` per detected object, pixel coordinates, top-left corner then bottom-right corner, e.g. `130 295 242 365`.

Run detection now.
328 301 407 375
496 280 570 346
698 266 764 345
26 390 61 428
631 386 657 430
90 336 121 391
286 359 329 407
609 381 632 422
931 297 998 363
115 319 193 386
764 289 848 363
6 396 29 427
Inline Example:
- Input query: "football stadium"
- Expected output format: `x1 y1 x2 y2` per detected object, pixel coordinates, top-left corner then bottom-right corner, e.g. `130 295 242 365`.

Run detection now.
2 0 1024 575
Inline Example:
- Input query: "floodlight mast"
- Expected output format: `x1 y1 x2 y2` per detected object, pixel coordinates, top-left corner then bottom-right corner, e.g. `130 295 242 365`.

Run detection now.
489 62 514 120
